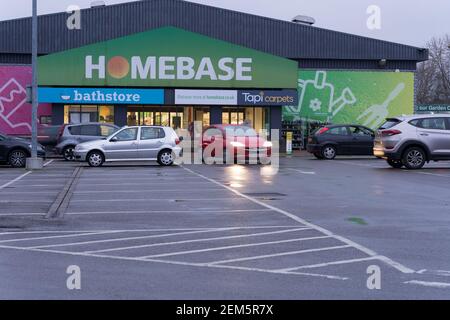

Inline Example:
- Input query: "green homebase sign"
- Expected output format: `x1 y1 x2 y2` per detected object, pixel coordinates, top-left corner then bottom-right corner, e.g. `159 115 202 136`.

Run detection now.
38 27 297 89
283 70 415 130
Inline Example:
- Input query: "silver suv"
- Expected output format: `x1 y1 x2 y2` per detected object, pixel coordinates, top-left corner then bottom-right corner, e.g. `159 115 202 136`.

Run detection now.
56 123 119 161
74 126 183 167
374 114 450 169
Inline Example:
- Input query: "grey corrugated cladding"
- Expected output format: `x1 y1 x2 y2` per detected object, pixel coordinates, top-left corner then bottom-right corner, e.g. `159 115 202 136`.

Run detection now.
0 0 427 69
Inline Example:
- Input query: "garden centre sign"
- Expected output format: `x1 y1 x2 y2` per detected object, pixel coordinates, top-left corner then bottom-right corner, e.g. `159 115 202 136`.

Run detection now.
38 27 297 89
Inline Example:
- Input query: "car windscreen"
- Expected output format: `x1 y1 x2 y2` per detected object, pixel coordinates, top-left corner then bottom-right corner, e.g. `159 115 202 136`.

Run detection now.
379 119 401 130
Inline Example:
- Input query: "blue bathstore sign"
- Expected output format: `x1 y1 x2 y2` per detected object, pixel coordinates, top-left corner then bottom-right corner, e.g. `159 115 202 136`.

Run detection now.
38 87 165 104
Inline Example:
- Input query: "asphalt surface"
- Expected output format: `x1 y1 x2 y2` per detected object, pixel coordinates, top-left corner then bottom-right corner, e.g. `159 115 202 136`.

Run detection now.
1 156 450 299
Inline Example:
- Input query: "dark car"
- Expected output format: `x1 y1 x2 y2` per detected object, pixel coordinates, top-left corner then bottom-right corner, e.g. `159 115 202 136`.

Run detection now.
307 125 375 160
0 132 46 168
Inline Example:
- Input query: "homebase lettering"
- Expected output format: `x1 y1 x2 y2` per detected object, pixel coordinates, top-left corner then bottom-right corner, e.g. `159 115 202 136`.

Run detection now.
74 90 141 103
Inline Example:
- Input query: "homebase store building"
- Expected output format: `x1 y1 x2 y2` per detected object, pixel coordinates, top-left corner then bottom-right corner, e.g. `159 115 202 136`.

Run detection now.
0 0 427 145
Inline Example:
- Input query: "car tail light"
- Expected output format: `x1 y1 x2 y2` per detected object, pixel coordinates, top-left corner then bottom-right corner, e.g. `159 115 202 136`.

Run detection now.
56 125 66 141
381 129 402 137
317 127 329 135
175 138 181 145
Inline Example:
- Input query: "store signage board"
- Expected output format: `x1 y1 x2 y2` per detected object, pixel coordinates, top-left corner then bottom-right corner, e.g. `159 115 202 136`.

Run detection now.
238 90 298 106
415 104 450 113
175 90 238 105
38 87 165 104
38 27 297 89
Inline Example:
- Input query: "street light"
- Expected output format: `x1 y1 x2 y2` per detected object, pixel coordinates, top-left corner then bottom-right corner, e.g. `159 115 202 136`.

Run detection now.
26 0 43 170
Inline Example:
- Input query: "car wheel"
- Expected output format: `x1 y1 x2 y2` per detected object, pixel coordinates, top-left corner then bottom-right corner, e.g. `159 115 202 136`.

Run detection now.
321 145 337 160
313 152 324 160
158 150 175 166
387 159 403 169
8 149 27 168
63 146 76 161
402 147 426 170
87 151 104 167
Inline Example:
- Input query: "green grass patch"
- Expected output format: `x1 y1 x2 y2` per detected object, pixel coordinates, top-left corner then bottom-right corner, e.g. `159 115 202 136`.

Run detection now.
347 217 368 225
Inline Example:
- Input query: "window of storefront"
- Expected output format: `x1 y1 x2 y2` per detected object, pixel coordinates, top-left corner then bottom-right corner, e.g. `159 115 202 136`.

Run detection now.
222 107 270 132
127 106 190 130
64 105 115 124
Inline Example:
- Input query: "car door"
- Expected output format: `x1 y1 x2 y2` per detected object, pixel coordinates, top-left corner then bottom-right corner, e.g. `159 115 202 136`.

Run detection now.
0 134 7 161
349 126 375 155
103 127 139 160
323 126 352 154
416 117 450 156
138 127 166 159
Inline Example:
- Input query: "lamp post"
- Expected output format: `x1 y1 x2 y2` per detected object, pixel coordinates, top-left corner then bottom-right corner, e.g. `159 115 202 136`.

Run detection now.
26 0 43 170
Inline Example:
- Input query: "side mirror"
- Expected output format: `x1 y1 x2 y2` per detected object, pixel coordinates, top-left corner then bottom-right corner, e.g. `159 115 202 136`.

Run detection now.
110 136 118 142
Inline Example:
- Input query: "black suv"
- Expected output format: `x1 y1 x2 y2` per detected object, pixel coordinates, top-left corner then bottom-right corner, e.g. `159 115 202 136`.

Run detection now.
0 133 46 168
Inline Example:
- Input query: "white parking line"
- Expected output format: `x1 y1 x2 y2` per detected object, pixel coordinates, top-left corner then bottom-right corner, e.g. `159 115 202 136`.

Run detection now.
207 245 352 266
0 172 32 190
275 256 381 272
69 198 243 202
73 188 225 194
0 231 121 244
286 168 316 175
139 235 332 259
28 227 252 249
0 226 295 236
0 244 348 280
84 228 311 254
182 166 416 274
65 209 273 215
0 160 55 191
404 280 450 289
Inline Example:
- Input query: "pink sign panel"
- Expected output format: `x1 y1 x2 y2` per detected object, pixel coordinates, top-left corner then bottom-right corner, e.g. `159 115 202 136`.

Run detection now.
0 65 51 135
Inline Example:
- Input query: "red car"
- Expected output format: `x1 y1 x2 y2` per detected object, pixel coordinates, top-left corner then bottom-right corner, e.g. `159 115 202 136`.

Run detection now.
202 124 272 162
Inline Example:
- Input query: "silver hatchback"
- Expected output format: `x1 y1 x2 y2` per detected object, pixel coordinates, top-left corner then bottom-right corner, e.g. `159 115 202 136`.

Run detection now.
374 114 450 169
74 126 183 167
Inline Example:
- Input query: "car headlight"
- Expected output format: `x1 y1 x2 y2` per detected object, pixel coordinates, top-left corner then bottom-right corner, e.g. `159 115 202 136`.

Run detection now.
263 141 273 148
230 141 245 147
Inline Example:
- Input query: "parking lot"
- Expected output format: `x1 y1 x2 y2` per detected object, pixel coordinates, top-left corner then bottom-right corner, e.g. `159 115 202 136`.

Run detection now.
1 156 450 299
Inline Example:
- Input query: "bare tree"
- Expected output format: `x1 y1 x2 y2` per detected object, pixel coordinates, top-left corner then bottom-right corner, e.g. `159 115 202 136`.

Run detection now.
416 34 450 104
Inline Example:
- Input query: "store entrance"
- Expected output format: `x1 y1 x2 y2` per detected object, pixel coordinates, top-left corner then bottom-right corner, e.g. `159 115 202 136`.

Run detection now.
126 106 210 130
222 107 270 132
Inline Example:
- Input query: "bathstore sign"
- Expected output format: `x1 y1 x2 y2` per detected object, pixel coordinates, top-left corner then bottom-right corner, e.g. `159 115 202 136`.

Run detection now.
37 87 164 104
38 27 298 89
238 90 298 106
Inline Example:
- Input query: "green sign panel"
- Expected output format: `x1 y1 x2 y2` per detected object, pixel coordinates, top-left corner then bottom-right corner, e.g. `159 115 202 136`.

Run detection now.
283 70 415 129
38 27 297 89
415 104 450 113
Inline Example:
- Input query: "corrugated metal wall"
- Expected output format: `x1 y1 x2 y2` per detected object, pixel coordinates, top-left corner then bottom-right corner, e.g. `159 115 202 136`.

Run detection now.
0 0 427 68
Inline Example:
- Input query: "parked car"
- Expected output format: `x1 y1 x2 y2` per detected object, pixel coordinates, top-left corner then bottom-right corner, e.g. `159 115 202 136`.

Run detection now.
0 132 46 168
74 126 183 167
202 124 272 163
307 124 375 160
374 115 450 169
55 123 119 161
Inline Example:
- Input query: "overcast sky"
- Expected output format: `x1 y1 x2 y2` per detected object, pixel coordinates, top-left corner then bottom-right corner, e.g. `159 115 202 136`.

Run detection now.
1 0 448 47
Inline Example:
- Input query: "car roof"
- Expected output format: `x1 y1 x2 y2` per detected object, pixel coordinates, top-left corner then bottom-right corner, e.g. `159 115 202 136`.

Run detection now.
388 114 450 121
68 122 117 127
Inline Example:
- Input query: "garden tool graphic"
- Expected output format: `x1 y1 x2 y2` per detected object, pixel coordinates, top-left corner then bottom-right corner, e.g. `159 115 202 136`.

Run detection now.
357 82 405 129
287 71 357 122
0 78 31 133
